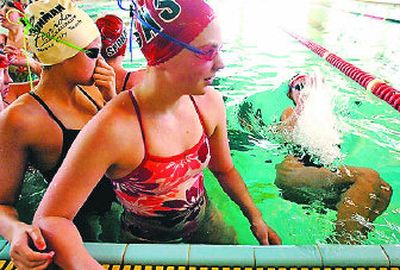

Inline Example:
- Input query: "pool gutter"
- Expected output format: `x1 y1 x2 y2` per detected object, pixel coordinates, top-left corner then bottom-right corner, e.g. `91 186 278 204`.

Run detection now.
1 240 399 267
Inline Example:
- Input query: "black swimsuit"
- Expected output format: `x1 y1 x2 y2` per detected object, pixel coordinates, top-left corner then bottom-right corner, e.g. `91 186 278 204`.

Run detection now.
29 89 115 215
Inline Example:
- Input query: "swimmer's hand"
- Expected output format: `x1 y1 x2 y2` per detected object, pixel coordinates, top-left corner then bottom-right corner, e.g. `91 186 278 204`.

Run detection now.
10 223 55 270
93 57 116 102
3 45 26 66
250 219 282 245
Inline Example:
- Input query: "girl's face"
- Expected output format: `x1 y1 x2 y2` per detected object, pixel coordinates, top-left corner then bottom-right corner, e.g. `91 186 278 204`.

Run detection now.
61 38 101 85
291 89 301 104
162 19 225 95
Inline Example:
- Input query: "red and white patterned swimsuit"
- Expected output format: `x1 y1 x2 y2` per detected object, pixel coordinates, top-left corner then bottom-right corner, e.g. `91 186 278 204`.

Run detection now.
111 91 211 242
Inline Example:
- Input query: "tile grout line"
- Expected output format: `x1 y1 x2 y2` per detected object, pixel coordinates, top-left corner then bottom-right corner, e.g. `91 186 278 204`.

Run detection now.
187 244 191 266
0 241 8 256
252 247 256 268
315 245 324 267
121 243 129 266
379 245 391 267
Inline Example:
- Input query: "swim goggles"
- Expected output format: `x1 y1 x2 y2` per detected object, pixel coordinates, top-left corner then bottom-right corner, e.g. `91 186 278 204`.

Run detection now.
116 0 222 61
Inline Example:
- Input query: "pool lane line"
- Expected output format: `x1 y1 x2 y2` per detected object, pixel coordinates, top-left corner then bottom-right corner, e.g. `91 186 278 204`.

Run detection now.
314 3 400 24
283 29 400 113
343 10 400 23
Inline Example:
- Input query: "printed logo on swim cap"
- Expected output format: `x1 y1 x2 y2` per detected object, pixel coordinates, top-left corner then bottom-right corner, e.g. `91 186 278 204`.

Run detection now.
25 0 100 66
134 0 181 46
105 29 128 57
28 4 83 53
133 0 215 66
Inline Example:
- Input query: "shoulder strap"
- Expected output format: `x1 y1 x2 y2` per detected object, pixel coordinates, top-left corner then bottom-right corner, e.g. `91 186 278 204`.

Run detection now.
122 71 132 92
189 96 206 132
78 86 102 111
29 91 67 130
128 91 147 151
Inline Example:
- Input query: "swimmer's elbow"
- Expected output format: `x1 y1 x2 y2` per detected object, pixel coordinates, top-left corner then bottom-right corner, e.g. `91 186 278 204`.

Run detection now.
210 165 236 178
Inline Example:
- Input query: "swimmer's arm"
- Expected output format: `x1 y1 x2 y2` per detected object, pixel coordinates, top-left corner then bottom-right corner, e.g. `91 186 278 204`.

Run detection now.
277 107 296 133
33 104 130 269
0 108 30 241
206 90 281 245
0 108 53 269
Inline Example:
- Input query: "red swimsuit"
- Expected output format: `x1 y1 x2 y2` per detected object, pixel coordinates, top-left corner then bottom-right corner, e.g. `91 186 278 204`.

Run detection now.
111 91 211 242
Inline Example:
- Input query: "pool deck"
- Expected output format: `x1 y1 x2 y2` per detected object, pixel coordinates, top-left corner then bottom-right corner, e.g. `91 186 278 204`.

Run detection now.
0 241 399 268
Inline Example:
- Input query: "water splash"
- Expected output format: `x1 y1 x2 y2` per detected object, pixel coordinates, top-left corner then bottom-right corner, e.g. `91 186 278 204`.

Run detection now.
291 71 343 166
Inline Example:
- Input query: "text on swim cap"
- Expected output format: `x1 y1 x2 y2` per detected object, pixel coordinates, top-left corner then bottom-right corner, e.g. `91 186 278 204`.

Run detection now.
134 0 181 46
154 0 181 22
28 4 65 36
106 29 128 57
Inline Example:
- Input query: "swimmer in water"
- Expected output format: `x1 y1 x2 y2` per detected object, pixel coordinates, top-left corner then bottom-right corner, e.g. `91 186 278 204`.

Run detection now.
275 74 393 243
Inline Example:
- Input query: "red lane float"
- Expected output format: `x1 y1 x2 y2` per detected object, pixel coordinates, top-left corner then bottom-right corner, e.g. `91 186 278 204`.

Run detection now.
285 31 400 112
347 11 400 24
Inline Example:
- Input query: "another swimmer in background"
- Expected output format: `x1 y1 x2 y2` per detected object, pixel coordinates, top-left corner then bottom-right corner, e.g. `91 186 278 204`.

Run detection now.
275 73 392 243
0 0 42 81
96 14 144 93
33 0 281 268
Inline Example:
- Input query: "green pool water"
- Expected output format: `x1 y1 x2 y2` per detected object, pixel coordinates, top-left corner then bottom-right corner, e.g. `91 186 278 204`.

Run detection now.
12 0 400 245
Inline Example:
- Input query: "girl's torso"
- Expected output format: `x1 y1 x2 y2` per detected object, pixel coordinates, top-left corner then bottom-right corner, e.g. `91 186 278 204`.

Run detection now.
27 88 115 214
111 91 212 241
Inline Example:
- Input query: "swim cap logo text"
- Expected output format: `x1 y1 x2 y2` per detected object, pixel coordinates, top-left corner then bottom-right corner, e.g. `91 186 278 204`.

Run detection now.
134 0 181 46
29 4 65 35
154 0 181 22
106 29 128 57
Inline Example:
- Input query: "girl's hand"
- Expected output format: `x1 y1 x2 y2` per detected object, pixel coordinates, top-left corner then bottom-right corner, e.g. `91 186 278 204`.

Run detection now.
93 57 116 102
250 219 282 245
3 45 25 66
10 223 55 270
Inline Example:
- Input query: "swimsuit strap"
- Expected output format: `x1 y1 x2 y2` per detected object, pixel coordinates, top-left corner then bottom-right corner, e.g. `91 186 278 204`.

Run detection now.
128 90 148 153
128 92 207 155
122 71 132 92
29 91 67 131
189 95 206 132
77 86 101 111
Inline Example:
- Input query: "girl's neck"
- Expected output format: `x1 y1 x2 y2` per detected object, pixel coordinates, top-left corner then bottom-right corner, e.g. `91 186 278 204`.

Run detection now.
34 69 78 104
135 68 185 113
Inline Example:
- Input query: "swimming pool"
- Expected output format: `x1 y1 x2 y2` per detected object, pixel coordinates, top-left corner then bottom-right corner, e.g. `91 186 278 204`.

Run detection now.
209 0 400 245
10 0 400 246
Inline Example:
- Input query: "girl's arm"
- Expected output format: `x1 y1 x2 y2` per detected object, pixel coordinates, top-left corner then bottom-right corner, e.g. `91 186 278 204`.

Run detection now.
0 106 54 270
205 89 281 245
33 101 133 269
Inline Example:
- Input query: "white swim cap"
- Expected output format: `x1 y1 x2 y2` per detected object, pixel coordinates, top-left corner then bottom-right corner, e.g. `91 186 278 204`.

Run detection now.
25 0 100 66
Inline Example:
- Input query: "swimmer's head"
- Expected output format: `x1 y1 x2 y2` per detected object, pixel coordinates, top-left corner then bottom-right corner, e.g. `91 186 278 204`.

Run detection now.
25 0 100 66
288 74 308 105
96 14 127 59
133 0 216 66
